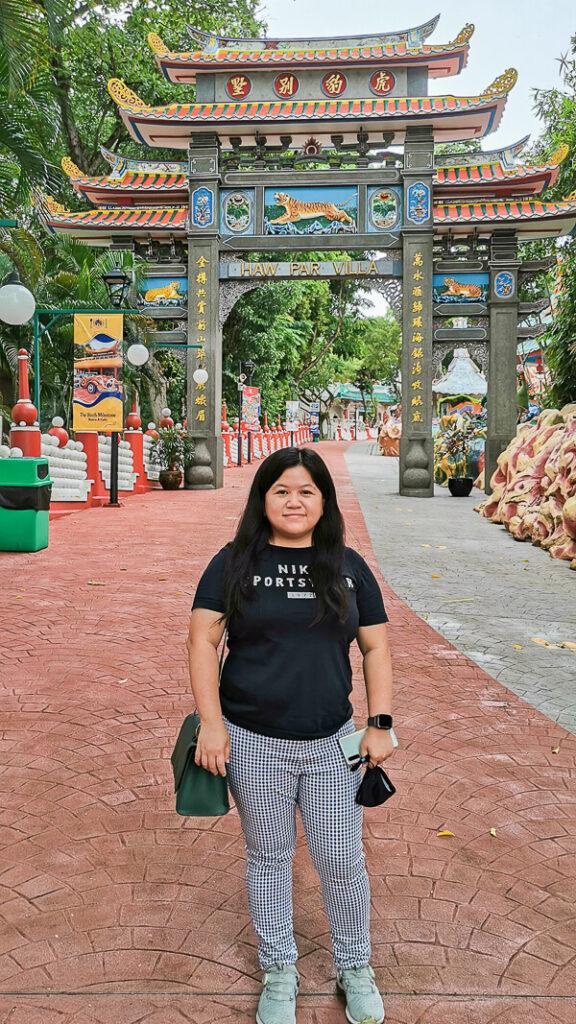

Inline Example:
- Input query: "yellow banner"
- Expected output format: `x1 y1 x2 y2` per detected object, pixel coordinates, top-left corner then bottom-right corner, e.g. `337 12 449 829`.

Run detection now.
73 313 123 431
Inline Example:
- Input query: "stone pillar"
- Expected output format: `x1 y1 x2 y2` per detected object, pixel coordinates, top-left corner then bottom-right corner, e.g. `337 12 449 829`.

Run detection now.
485 230 519 493
186 133 223 489
400 126 434 497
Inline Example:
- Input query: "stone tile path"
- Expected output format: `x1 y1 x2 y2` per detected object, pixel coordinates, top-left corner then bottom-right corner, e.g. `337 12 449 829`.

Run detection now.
1 442 575 1023
347 445 576 735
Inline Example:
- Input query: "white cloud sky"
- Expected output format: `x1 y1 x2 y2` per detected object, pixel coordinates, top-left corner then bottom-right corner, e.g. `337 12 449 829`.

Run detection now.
258 1 575 316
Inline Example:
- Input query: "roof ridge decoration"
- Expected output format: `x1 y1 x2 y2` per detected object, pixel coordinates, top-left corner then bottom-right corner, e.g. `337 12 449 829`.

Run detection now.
183 14 441 52
108 71 517 115
147 27 473 62
100 145 186 176
480 69 517 100
108 79 146 109
62 156 85 178
435 135 530 168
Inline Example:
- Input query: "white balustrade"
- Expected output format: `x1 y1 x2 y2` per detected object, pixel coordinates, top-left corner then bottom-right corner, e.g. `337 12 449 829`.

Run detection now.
40 434 92 502
142 434 162 482
98 435 136 491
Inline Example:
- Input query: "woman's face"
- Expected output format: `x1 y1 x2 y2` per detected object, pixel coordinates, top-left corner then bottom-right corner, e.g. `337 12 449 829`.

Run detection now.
264 466 325 546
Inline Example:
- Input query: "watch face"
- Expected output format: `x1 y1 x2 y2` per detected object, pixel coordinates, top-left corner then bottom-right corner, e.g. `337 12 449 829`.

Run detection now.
371 715 393 729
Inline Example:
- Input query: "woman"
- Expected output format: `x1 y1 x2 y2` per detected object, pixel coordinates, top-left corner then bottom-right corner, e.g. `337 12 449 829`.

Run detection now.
187 448 394 1024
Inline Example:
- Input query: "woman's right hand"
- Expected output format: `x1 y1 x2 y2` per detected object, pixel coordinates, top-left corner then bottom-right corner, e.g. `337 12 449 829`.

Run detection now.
195 720 230 777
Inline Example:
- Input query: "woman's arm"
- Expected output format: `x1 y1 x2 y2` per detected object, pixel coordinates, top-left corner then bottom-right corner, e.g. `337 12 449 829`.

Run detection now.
186 608 229 777
356 622 395 767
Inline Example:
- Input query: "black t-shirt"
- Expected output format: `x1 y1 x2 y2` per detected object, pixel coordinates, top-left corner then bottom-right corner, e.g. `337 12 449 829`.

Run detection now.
192 543 388 740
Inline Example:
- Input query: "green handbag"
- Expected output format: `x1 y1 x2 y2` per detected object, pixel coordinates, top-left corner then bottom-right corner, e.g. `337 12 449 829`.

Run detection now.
171 711 230 816
171 633 230 816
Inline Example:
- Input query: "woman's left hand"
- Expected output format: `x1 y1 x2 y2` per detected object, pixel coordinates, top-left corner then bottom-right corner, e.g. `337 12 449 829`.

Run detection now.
360 726 396 767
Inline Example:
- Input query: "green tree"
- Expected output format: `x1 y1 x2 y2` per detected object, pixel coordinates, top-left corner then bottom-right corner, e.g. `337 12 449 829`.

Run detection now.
528 37 576 405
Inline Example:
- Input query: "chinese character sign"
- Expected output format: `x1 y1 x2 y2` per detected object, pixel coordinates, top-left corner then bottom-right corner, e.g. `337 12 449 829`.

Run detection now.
73 313 123 431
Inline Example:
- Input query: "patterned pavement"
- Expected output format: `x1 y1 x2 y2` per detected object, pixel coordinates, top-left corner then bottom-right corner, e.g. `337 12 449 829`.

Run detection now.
0 442 575 1023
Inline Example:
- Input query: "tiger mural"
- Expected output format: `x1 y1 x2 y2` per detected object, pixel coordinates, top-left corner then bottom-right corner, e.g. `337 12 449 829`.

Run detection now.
144 281 182 303
269 192 355 225
442 277 483 299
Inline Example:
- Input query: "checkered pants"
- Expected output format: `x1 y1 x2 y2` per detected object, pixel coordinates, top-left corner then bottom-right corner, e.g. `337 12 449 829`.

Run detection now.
224 717 371 970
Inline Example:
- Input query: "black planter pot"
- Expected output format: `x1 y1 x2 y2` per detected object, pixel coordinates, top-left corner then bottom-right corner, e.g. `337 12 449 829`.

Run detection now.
448 477 474 497
159 469 182 490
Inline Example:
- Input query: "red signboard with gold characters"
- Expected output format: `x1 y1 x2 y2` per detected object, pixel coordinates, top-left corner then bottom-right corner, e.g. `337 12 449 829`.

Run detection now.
369 69 395 95
226 75 251 99
273 73 299 98
321 71 347 97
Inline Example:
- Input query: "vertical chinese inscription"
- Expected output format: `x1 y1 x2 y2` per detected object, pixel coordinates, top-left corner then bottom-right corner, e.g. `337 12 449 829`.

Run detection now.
193 254 210 425
410 250 425 426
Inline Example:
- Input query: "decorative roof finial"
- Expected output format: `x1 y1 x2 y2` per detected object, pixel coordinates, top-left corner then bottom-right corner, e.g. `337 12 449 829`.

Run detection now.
108 79 147 109
148 32 170 57
61 156 85 179
452 24 475 46
480 69 518 100
549 144 569 166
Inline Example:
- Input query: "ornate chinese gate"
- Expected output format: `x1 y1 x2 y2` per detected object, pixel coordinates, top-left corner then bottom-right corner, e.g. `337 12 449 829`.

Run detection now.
42 17 576 494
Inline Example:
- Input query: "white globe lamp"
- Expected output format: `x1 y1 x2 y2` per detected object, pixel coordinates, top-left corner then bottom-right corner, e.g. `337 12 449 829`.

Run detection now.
126 343 150 367
0 272 36 325
193 367 209 385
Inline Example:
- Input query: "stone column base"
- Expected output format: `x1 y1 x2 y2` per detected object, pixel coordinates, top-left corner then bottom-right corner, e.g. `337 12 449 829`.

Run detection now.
399 435 434 497
185 435 223 489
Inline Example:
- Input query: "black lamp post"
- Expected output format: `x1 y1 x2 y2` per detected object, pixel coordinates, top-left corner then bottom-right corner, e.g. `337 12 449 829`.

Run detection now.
101 268 130 310
102 267 130 506
244 359 256 463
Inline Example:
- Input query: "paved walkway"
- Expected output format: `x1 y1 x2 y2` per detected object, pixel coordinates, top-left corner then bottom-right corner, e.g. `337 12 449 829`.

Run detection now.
1 441 575 1024
347 444 576 735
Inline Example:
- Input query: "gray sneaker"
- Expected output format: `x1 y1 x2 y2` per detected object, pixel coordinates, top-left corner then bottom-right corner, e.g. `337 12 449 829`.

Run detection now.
256 964 299 1024
337 965 385 1024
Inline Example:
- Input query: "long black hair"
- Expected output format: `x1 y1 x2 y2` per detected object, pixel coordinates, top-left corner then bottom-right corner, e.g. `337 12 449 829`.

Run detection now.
223 448 350 624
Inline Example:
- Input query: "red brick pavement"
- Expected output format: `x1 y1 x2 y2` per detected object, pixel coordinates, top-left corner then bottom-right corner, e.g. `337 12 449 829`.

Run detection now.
1 442 575 1023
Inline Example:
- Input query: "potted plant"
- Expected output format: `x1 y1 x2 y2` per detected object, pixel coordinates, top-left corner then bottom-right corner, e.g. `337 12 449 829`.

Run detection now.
443 418 476 497
149 427 194 490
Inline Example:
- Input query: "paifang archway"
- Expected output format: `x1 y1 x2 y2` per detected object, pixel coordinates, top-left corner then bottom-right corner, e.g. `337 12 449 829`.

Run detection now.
42 16 576 494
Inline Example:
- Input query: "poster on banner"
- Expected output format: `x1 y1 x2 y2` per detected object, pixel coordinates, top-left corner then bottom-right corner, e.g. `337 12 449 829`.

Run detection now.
286 400 299 427
73 313 123 431
309 401 320 428
242 385 260 431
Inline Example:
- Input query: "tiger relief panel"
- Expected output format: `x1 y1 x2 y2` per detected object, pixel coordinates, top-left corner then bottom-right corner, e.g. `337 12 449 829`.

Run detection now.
137 271 188 315
264 187 358 236
432 273 489 304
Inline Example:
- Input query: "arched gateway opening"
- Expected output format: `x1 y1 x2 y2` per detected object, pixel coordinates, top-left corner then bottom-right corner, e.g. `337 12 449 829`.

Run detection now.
41 16 576 494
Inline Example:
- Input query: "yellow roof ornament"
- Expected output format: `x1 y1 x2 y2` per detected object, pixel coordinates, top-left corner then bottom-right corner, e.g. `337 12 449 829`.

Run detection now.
108 79 147 109
36 194 69 216
565 188 576 201
452 24 475 46
61 157 85 179
148 32 170 57
549 144 569 166
480 68 518 100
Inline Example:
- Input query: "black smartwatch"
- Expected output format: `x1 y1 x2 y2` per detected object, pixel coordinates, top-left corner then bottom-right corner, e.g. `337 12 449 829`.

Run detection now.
367 714 393 730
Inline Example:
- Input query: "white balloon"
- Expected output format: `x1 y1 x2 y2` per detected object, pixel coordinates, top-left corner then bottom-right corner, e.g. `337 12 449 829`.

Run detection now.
0 283 36 325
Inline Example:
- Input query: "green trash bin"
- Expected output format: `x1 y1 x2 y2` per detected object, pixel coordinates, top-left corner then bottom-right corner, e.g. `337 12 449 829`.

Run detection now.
0 457 52 552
